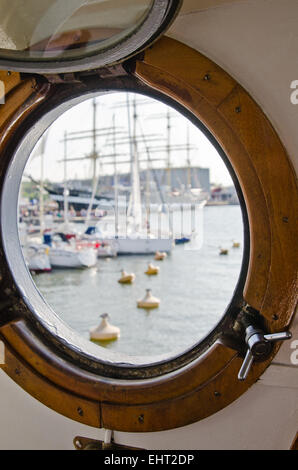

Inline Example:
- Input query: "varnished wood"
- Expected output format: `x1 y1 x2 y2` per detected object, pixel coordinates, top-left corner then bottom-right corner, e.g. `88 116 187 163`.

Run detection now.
217 86 297 327
0 74 48 154
0 37 296 432
0 71 21 99
0 80 36 132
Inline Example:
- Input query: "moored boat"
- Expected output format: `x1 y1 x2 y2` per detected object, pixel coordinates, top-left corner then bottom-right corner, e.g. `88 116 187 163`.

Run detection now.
25 244 52 273
44 233 97 269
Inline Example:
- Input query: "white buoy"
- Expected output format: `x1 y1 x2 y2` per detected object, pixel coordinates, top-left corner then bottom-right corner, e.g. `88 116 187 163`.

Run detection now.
145 262 160 275
118 269 136 284
137 289 160 309
154 251 167 261
90 314 120 341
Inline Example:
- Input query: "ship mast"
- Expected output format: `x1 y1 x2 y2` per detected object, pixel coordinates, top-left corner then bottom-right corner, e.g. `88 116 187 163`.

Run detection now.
126 94 142 233
91 98 98 193
186 122 192 190
38 133 48 234
112 114 119 237
85 99 99 225
166 108 171 190
63 130 69 224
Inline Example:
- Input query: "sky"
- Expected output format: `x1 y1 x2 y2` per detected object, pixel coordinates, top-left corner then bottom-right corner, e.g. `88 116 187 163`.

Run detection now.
25 91 233 187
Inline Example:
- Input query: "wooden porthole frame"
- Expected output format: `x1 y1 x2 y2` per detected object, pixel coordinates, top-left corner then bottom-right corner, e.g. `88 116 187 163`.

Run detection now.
0 37 297 432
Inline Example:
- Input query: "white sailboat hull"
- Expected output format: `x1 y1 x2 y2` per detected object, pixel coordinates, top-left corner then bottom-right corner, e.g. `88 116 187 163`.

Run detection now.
49 248 97 268
114 237 173 255
25 245 51 273
27 253 51 273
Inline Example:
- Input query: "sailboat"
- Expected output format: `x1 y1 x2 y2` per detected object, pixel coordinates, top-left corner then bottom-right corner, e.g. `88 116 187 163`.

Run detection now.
24 243 52 273
81 225 118 258
45 232 97 269
112 95 173 255
21 133 52 273
43 130 97 269
68 95 173 255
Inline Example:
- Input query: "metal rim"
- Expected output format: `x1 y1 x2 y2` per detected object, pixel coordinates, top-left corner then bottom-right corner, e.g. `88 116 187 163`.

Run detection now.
0 0 182 73
0 75 249 379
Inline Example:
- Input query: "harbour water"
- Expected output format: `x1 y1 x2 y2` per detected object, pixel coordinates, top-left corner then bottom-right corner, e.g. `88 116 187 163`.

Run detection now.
32 205 244 358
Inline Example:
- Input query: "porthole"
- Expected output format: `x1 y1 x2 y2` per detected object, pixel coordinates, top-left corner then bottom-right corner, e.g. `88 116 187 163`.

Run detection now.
18 91 246 361
0 37 296 432
2 83 249 378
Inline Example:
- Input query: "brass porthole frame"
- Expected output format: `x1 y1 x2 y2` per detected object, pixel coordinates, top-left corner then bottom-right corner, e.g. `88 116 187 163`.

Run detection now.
0 37 297 432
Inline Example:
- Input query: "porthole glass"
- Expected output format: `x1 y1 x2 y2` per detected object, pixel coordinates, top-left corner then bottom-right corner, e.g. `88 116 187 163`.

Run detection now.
0 1 181 72
17 91 245 359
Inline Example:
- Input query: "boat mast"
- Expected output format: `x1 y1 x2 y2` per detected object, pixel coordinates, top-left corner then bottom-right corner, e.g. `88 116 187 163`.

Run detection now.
63 130 69 224
186 122 192 190
126 94 142 233
166 108 171 191
85 98 99 226
92 98 97 192
39 134 47 234
112 114 119 237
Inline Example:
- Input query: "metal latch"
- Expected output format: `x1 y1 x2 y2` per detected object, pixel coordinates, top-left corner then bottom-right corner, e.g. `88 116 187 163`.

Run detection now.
74 430 143 451
238 325 292 381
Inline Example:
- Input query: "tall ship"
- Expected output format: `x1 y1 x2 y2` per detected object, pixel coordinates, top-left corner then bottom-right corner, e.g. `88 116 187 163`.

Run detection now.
43 182 112 212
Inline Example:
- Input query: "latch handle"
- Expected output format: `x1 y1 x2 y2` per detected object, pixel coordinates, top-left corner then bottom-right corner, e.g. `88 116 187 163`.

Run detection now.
238 326 292 381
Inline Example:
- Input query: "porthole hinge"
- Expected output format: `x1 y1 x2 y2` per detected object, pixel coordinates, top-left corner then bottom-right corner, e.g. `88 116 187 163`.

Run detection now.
43 72 84 85
74 430 143 451
43 63 131 86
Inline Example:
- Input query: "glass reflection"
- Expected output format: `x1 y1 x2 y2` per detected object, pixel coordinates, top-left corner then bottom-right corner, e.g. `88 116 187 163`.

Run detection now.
0 0 153 59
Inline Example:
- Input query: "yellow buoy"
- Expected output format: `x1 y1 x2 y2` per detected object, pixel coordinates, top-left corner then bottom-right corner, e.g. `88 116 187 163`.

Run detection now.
118 269 136 284
90 313 120 341
145 262 160 275
137 289 160 309
154 251 167 261
232 241 241 248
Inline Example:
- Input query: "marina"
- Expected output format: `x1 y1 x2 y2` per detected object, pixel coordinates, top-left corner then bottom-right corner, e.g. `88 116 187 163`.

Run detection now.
30 205 243 357
18 92 244 358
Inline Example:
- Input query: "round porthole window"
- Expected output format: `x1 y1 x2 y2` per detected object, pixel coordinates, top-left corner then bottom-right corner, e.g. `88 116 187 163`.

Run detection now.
2 83 248 377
